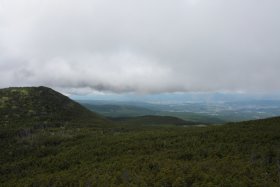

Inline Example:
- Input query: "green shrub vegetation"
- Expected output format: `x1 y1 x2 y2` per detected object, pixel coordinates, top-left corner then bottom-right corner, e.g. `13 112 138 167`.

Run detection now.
0 87 109 128
110 115 198 126
0 87 279 186
1 118 279 186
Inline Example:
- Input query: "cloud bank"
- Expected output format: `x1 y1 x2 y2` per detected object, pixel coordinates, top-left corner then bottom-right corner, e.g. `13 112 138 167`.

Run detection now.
0 0 280 94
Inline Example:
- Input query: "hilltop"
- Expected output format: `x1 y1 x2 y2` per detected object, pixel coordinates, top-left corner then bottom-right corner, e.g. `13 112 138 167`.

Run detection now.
0 86 108 128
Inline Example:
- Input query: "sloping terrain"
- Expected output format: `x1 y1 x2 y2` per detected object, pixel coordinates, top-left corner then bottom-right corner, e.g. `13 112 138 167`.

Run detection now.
81 102 223 124
0 116 279 186
81 103 156 117
0 86 279 186
110 115 198 126
0 86 108 128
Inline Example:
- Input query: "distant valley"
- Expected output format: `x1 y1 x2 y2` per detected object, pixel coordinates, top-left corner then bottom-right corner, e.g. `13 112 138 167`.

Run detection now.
78 99 280 124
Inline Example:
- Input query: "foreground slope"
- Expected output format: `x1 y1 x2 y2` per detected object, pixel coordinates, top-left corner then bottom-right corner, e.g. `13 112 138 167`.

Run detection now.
0 86 108 127
0 116 279 186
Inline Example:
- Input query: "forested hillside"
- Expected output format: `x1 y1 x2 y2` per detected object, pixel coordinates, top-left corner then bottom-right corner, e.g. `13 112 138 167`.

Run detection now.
0 87 279 186
1 117 279 186
0 87 109 128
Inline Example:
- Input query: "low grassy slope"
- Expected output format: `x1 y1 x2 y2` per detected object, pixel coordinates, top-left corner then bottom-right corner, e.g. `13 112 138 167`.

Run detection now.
110 115 198 126
156 111 226 124
82 104 156 117
82 103 224 124
0 117 279 186
0 87 109 128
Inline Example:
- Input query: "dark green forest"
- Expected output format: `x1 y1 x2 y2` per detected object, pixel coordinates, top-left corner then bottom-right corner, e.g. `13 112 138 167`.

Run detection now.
0 87 280 186
0 87 109 128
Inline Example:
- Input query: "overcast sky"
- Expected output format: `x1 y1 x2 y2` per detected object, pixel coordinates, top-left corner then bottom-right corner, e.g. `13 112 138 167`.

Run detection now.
0 0 280 95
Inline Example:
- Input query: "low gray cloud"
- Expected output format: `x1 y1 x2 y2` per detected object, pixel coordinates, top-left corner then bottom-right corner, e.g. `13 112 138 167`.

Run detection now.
0 0 280 94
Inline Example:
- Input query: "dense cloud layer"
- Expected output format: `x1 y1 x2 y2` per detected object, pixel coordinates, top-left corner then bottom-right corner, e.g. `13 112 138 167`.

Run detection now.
0 0 280 94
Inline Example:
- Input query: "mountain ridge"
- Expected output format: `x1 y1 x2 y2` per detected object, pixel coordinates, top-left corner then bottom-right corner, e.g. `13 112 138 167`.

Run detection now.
0 86 109 128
